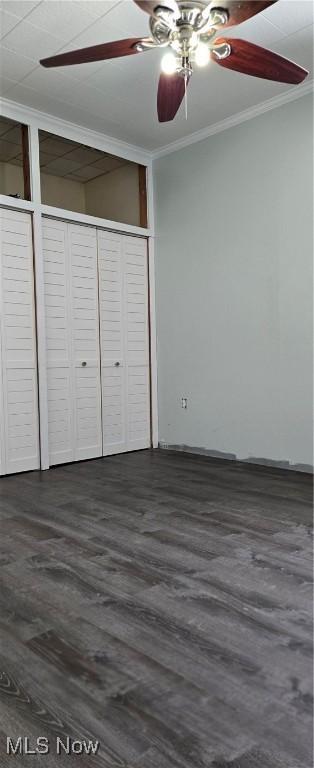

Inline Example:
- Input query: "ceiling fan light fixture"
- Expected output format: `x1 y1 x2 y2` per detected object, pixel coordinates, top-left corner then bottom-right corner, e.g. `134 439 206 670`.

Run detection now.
39 1 309 125
161 50 177 74
194 41 210 67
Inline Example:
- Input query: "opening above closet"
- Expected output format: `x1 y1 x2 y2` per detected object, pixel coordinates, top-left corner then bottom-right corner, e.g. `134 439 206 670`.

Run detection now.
0 116 31 201
39 130 147 228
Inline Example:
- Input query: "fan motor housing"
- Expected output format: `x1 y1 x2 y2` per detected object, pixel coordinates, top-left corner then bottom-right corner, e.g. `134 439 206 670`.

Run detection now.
150 1 228 50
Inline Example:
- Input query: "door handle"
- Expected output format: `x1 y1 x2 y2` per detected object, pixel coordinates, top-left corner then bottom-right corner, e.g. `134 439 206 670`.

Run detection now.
82 361 87 367
114 362 120 367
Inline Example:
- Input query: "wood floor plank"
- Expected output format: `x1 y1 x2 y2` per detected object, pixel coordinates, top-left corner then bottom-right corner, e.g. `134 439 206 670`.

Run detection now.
0 449 312 767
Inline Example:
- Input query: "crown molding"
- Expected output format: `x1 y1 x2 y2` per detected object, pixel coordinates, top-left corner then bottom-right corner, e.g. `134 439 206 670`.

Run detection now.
0 97 152 166
152 80 314 159
1 80 313 164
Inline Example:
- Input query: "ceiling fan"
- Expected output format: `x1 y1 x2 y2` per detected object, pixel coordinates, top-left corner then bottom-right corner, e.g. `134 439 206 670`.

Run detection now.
40 0 308 123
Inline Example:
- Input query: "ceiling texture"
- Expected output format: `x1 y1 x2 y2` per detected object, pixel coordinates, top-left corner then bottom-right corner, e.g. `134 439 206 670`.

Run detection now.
0 0 313 151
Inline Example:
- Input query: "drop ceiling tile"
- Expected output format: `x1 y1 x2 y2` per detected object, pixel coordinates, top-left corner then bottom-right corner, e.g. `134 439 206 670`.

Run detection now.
72 1 121 19
57 14 122 51
85 56 143 92
0 10 21 39
70 165 104 180
262 0 314 35
64 173 85 182
39 151 56 167
43 157 83 175
86 53 157 104
0 2 41 20
0 124 22 144
59 81 119 115
9 153 23 166
223 14 287 46
0 139 21 160
1 20 63 61
39 136 77 155
38 98 114 130
190 59 295 117
0 116 13 135
21 67 82 103
104 85 156 124
272 24 314 75
68 72 116 105
92 155 125 171
63 146 103 164
110 0 152 37
6 82 75 115
0 46 37 80
0 75 19 95
25 1 96 42
39 131 74 144
64 104 136 139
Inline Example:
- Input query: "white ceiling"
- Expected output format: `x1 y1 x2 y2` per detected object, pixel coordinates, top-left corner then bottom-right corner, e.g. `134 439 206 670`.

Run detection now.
0 0 313 151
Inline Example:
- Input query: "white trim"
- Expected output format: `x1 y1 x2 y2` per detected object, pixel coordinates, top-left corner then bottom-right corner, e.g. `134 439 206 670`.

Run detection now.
152 80 314 158
0 97 151 166
28 124 41 204
148 236 158 449
0 194 35 212
146 160 154 231
0 199 152 238
29 127 49 470
145 153 158 448
41 205 151 238
33 210 49 470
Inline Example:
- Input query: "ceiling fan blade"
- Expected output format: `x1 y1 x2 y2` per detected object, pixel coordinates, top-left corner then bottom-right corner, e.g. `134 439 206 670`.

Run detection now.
157 73 188 122
212 38 308 84
40 38 150 68
133 0 179 16
210 1 278 28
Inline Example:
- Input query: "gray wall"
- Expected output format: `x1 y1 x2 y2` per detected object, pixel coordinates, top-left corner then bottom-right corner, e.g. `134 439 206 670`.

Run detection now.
154 94 313 470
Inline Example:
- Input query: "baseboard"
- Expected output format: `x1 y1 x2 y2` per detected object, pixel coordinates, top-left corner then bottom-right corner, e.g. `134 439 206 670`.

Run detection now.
158 442 313 474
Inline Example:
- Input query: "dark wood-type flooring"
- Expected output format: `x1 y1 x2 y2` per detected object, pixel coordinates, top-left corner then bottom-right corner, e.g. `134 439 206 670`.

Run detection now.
0 449 313 767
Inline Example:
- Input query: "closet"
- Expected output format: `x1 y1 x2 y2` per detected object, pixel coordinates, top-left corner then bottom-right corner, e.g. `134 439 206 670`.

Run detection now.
42 218 151 466
0 209 40 475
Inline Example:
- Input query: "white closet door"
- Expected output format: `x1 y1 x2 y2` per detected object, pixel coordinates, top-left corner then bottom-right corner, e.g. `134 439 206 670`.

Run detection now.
43 218 102 466
98 231 125 455
69 223 102 462
0 208 40 475
43 219 73 465
124 235 151 451
98 230 151 456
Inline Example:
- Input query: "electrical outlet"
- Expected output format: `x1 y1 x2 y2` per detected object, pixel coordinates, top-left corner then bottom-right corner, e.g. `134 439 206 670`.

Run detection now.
181 397 187 409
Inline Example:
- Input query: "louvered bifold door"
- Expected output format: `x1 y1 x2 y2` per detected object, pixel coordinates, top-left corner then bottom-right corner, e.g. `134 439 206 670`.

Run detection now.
0 208 40 475
43 218 102 466
42 219 74 465
97 230 151 456
97 230 126 455
123 235 151 451
68 223 102 462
